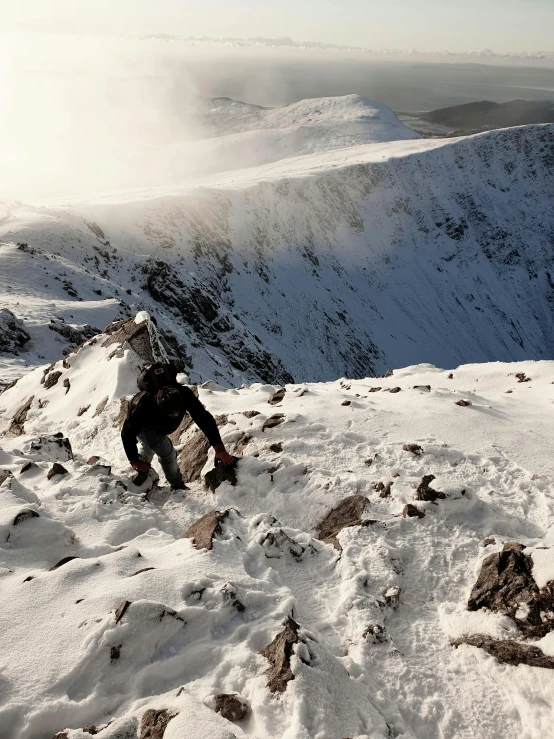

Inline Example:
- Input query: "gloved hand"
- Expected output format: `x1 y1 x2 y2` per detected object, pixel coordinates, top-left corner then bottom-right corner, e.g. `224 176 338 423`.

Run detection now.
131 458 150 473
214 445 234 466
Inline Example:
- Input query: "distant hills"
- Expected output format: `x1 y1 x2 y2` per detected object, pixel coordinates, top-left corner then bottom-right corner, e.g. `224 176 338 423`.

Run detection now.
418 99 554 134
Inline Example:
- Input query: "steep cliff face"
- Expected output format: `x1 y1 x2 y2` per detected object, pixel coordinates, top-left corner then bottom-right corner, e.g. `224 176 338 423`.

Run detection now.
1 122 553 384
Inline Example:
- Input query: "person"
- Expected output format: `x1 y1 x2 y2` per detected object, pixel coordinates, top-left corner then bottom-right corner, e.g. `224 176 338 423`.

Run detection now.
121 381 234 490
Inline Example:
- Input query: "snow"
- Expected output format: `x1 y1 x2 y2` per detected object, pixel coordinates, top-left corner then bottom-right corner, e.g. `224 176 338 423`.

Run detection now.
2 320 554 738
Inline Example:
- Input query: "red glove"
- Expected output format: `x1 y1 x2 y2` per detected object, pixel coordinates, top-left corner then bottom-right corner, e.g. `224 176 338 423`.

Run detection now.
214 445 234 466
131 459 150 473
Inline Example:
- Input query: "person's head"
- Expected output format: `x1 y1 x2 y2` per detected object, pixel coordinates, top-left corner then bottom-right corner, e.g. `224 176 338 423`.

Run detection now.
156 386 184 417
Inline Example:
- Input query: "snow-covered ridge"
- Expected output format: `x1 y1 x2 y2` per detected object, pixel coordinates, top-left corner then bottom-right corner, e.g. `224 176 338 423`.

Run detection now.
1 117 553 386
1 315 554 738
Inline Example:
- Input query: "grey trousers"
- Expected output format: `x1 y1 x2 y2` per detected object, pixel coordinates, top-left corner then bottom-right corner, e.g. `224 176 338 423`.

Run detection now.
138 429 183 488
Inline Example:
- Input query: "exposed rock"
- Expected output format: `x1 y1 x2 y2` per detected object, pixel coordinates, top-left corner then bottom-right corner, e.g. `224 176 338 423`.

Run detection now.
234 433 251 455
94 396 109 417
87 456 100 465
260 617 300 693
415 474 445 502
0 309 30 352
221 582 245 612
113 397 130 429
482 537 496 547
269 442 282 453
0 469 11 486
364 457 374 466
452 635 554 668
214 694 249 722
47 463 69 480
262 414 285 431
363 623 387 643
130 567 156 577
139 708 177 739
382 369 394 378
380 481 393 498
110 645 121 661
456 399 471 407
184 510 231 550
49 556 79 571
269 388 286 405
369 387 381 393
178 429 210 483
243 410 260 418
63 378 71 394
6 395 34 437
316 495 369 551
516 372 531 383
168 386 199 443
115 600 131 624
389 387 401 393
29 434 73 461
403 504 425 518
13 509 39 526
204 459 239 492
448 373 454 379
413 385 431 392
48 318 99 347
384 586 401 608
341 400 351 406
261 529 305 560
19 462 36 475
44 371 63 389
403 443 423 455
468 542 554 639
77 405 90 416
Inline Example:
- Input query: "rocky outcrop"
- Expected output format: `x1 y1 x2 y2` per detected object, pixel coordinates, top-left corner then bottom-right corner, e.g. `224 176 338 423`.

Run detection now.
204 459 239 492
468 542 554 639
7 396 34 437
260 618 301 693
0 309 30 353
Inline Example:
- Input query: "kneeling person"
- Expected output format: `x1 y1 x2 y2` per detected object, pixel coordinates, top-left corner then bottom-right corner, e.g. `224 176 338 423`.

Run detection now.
121 379 233 490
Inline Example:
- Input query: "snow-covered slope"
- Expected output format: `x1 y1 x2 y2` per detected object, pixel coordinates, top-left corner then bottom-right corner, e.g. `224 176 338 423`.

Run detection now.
1 316 554 739
1 114 553 386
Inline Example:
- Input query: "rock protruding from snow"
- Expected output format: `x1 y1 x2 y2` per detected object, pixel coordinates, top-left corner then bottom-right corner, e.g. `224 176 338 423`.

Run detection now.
268 388 286 405
468 542 554 639
6 396 34 437
414 475 445 502
260 617 301 693
140 708 177 739
0 309 30 353
452 635 554 669
183 510 231 550
316 495 369 551
204 459 239 492
403 504 425 518
214 694 248 722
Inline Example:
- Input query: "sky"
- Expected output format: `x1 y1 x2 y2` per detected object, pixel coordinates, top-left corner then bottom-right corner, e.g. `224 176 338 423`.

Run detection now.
4 0 554 54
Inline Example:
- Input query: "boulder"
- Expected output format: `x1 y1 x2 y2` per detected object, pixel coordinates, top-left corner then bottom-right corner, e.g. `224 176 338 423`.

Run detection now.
13 509 39 526
262 414 285 431
316 495 370 551
403 443 423 455
468 542 554 638
44 370 63 389
455 399 471 407
47 463 69 480
214 694 248 722
269 388 286 405
183 510 231 551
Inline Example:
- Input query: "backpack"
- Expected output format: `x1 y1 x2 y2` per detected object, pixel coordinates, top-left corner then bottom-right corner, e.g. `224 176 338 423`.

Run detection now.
137 362 178 393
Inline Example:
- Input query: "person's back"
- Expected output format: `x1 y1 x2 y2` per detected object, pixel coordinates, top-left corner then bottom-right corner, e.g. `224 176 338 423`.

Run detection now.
121 364 233 490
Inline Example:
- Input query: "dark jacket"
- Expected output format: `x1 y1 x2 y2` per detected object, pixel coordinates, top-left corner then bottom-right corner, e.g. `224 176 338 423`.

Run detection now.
121 385 222 462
